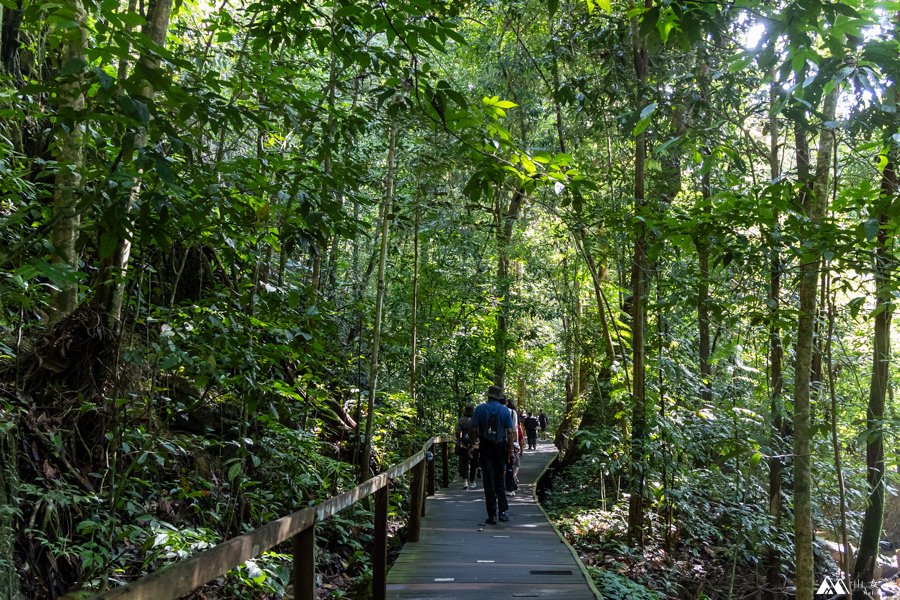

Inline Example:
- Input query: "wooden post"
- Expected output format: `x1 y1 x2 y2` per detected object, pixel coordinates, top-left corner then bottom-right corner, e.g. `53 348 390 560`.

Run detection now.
427 445 436 497
441 442 450 488
408 460 425 541
293 524 315 600
373 485 388 600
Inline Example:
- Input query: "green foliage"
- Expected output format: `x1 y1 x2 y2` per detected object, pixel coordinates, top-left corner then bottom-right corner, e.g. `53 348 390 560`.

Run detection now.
589 568 660 600
1 0 898 596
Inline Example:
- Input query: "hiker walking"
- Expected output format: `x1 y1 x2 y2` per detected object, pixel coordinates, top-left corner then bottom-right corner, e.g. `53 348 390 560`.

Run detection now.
505 399 522 496
524 411 539 450
538 410 548 440
455 405 479 490
469 385 514 524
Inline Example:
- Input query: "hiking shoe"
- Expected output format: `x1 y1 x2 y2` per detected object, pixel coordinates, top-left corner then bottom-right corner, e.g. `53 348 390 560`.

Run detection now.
485 517 497 525
463 485 469 490
499 512 509 522
469 483 477 490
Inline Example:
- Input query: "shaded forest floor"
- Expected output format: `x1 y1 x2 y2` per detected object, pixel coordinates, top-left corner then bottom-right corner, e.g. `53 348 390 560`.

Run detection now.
543 461 803 600
543 462 900 600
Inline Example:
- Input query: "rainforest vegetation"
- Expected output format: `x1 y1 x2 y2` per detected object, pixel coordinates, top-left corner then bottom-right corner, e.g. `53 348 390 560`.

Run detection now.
0 0 898 597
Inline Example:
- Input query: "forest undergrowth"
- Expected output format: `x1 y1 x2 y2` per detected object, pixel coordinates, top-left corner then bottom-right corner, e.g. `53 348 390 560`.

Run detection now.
0 303 428 599
544 444 891 600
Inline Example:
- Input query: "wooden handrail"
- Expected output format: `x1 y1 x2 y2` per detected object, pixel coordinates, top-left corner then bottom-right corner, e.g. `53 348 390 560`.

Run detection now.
67 434 454 600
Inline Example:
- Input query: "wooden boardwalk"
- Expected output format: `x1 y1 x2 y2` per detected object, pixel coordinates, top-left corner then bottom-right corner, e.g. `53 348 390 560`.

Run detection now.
388 442 600 599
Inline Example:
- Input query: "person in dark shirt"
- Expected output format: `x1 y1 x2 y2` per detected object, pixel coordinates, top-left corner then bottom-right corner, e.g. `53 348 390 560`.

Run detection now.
468 385 515 524
455 405 479 489
524 412 539 450
538 410 549 440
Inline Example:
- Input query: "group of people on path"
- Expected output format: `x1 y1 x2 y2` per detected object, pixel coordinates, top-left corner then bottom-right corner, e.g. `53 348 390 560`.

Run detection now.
454 385 549 525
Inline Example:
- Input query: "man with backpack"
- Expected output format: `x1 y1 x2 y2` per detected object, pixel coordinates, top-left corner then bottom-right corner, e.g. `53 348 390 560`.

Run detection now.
469 385 515 524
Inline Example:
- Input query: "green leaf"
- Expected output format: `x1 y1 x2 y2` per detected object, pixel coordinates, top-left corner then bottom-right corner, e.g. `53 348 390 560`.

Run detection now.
60 57 87 77
520 155 536 175
633 116 651 136
133 99 150 125
94 67 114 90
864 217 880 240
119 11 145 27
847 296 865 318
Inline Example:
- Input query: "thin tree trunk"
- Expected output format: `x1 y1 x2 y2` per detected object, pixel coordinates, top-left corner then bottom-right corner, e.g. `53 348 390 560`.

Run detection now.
411 203 420 419
764 73 788 600
562 265 582 451
493 187 524 388
95 0 173 326
696 166 711 404
852 154 897 585
694 49 712 405
627 0 651 546
548 13 621 436
309 250 320 299
359 122 396 480
49 0 87 321
792 87 838 600
563 230 620 464
321 10 340 296
825 273 852 587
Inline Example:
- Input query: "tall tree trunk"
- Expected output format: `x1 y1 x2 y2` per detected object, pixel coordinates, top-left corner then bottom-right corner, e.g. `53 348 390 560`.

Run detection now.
49 0 87 321
493 187 524 388
696 165 711 404
548 9 621 440
792 87 838 600
627 0 651 546
825 273 852 587
359 122 396 480
309 250 320 300
853 153 897 585
94 0 173 325
563 231 619 463
411 203 420 419
693 50 711 405
764 72 789 600
558 267 582 451
321 8 341 297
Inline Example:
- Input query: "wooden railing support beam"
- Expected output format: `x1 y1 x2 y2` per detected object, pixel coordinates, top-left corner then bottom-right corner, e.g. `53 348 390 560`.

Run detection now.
409 460 425 541
293 525 315 600
373 485 388 600
441 442 450 488
427 444 436 497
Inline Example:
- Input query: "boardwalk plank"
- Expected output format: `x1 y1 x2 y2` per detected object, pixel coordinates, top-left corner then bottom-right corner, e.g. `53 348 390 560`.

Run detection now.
387 442 598 599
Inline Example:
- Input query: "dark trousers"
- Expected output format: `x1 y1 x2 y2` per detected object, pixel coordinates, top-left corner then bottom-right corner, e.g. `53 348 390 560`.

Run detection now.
526 429 537 448
459 447 479 481
479 441 508 519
